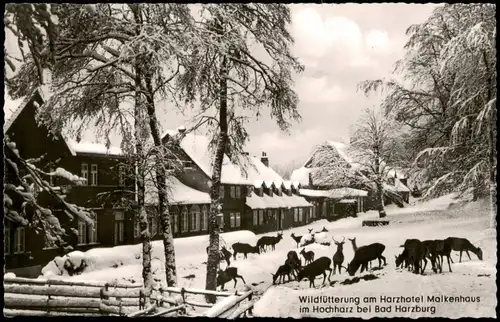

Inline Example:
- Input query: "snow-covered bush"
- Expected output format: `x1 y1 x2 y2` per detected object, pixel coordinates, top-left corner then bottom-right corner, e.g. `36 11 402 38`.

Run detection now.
299 234 314 247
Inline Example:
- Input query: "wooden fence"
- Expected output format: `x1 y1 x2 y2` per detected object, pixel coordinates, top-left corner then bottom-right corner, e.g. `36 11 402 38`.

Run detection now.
3 277 257 318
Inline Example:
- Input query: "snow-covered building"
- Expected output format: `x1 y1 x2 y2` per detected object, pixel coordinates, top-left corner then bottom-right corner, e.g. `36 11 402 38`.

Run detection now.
4 88 136 277
161 129 314 235
291 141 411 217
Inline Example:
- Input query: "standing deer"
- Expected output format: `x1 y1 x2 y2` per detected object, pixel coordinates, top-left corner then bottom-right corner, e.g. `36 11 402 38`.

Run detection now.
332 237 346 274
285 250 302 280
347 243 386 276
290 233 303 248
300 248 315 265
257 231 284 252
348 237 372 269
217 267 246 290
446 237 483 262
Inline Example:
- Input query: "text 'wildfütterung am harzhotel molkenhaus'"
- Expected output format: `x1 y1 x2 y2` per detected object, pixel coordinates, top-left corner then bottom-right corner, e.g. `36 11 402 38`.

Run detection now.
298 295 481 315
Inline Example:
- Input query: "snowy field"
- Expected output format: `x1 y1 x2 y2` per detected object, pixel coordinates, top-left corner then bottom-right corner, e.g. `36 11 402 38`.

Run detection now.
36 194 496 318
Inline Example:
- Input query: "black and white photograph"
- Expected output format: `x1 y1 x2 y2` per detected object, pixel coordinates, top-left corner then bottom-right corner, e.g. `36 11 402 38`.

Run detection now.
3 2 497 318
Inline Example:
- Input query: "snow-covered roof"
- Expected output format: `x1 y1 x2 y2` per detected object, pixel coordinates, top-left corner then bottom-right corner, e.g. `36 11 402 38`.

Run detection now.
290 167 311 186
4 87 123 157
387 168 409 179
146 176 211 205
299 187 368 199
338 199 357 204
66 138 123 156
163 130 251 185
245 192 312 209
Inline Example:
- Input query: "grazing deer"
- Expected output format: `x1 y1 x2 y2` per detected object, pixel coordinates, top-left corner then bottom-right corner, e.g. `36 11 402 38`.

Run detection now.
300 248 315 265
347 243 386 276
401 239 427 275
297 257 333 288
332 237 346 274
272 264 293 285
348 237 372 269
285 250 301 279
446 237 483 262
217 267 246 290
421 240 440 273
232 242 260 260
290 233 303 248
434 239 453 273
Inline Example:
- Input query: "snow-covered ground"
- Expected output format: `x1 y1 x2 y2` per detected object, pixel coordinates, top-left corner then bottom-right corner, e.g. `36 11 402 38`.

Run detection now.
39 194 496 318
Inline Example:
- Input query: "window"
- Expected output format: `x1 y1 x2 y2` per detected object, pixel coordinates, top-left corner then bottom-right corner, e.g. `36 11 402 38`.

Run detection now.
183 161 193 169
190 206 200 231
235 186 241 198
230 212 241 228
77 218 98 245
201 206 208 231
299 208 304 222
118 165 125 186
5 228 11 255
220 186 225 199
90 164 98 186
230 186 236 198
172 214 179 234
13 227 25 254
81 163 88 185
259 210 264 224
49 167 55 186
181 207 188 232
246 186 253 197
149 216 158 236
134 220 141 238
78 220 87 244
114 211 125 245
294 208 299 222
252 210 258 226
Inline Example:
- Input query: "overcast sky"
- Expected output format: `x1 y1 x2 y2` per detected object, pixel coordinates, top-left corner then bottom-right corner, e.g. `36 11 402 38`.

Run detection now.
3 3 440 169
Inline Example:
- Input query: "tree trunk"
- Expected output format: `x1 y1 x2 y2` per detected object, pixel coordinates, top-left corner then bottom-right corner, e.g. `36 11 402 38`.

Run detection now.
134 70 153 297
205 55 229 303
144 75 178 287
373 151 386 218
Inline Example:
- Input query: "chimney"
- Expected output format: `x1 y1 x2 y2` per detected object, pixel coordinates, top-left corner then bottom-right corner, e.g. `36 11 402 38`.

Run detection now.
261 151 269 167
178 125 186 134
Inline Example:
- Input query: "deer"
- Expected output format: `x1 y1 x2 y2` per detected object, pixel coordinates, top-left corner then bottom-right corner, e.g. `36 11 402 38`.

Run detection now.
300 248 315 265
257 231 283 252
332 237 346 274
421 240 441 274
217 267 246 290
446 237 483 263
285 250 302 280
206 246 232 268
434 239 453 273
232 242 260 260
348 237 372 269
272 264 293 285
290 233 303 248
400 239 427 275
297 257 333 288
347 243 386 276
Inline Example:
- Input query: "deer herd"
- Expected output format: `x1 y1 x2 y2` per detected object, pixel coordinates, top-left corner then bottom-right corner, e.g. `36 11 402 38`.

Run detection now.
213 228 484 291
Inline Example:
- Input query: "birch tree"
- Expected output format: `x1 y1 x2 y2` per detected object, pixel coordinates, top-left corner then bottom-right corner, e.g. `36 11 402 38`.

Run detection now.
176 4 304 302
5 3 193 293
358 4 496 227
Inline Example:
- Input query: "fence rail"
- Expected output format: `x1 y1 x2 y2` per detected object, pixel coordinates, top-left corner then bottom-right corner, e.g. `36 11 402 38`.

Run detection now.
4 276 256 318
